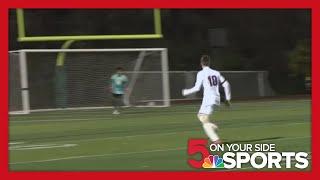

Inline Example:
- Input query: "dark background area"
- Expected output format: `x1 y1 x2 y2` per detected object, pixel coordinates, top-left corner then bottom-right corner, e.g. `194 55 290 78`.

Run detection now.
9 9 311 95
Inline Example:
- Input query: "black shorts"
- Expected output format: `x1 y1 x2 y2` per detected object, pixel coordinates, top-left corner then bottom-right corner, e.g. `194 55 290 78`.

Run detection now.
112 94 123 98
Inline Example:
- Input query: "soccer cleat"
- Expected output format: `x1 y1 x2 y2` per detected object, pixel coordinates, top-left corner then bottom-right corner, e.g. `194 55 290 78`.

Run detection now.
112 110 120 115
182 89 187 96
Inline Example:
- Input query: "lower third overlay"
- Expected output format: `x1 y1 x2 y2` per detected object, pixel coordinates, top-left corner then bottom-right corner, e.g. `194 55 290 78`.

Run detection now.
187 139 310 170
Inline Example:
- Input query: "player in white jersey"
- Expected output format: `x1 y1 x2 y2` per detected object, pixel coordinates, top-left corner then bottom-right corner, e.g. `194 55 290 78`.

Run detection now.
182 55 231 143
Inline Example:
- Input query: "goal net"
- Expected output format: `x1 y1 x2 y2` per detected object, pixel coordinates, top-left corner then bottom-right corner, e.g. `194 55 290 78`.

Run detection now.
9 48 170 114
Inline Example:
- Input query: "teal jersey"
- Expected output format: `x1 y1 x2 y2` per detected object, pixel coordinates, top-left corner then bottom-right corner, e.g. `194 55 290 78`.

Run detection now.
110 74 128 94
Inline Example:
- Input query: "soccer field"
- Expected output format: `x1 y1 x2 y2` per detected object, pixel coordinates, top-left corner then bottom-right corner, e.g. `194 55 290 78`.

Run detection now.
9 98 311 171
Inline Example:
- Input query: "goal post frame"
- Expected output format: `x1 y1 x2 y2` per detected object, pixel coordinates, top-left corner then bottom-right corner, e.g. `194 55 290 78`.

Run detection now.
161 49 170 107
16 9 163 42
9 48 170 114
9 50 30 115
19 51 30 114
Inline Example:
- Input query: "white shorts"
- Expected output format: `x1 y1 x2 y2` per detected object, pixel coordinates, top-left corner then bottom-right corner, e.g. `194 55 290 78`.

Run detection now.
198 104 215 115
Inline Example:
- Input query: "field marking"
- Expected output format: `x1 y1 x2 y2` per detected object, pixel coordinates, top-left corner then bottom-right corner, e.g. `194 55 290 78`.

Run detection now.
10 110 310 124
11 131 180 146
9 99 311 121
9 142 25 145
234 99 310 105
70 132 178 143
10 104 309 121
243 136 310 143
10 113 310 124
10 144 56 148
62 122 310 144
10 147 185 165
10 121 310 145
10 136 310 165
10 144 78 151
10 117 112 123
8 99 311 168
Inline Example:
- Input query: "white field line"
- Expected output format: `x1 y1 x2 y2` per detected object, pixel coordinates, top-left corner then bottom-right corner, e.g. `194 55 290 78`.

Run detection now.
10 115 310 124
9 142 25 145
10 117 112 123
10 144 77 151
10 113 310 125
10 147 185 165
9 99 311 119
10 122 310 145
255 135 311 143
10 144 56 148
10 108 309 122
10 112 189 122
51 132 179 144
10 136 310 165
234 99 310 104
64 122 310 144
11 105 166 115
10 110 311 123
27 105 167 113
10 110 198 122
227 136 311 144
10 131 179 145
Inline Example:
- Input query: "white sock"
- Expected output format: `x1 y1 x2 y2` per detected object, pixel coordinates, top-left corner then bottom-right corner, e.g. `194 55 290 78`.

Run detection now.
202 123 220 142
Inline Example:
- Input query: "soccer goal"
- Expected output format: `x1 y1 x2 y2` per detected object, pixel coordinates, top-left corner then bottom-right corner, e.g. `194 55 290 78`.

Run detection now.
9 48 170 114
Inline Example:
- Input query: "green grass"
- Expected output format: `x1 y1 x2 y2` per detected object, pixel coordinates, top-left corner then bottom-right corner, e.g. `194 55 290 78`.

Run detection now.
9 99 311 171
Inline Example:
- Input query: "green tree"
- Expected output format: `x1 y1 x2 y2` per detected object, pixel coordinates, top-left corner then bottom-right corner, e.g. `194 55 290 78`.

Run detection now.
288 39 311 78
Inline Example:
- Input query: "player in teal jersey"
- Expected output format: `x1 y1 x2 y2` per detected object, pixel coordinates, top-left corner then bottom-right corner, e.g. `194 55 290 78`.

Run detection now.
110 67 128 115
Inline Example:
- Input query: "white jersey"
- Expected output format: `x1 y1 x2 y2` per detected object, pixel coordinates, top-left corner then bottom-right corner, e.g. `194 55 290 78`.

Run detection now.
183 66 231 106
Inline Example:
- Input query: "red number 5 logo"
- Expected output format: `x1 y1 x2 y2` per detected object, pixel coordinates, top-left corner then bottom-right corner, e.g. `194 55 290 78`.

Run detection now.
187 139 209 168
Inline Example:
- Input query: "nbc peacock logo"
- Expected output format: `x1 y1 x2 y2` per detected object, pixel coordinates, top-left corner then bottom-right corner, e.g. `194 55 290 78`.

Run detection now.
202 155 224 168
